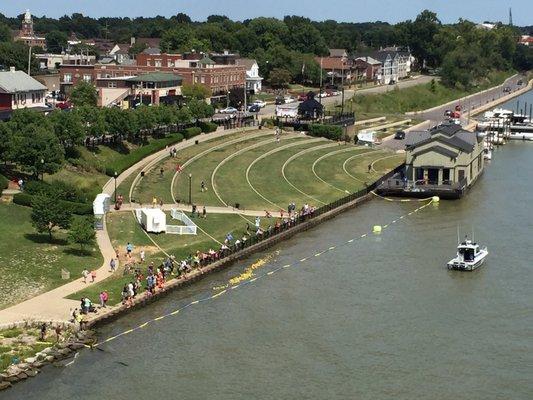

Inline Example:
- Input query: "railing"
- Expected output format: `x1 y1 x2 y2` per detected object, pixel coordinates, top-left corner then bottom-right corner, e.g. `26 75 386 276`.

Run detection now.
380 177 467 191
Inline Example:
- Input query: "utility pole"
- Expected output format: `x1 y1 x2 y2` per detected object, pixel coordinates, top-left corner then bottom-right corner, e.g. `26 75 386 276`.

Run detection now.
27 46 32 75
319 57 323 106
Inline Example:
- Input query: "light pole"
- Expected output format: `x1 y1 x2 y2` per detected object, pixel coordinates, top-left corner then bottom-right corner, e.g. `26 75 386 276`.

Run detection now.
227 90 231 108
188 173 192 205
114 171 118 203
40 158 44 181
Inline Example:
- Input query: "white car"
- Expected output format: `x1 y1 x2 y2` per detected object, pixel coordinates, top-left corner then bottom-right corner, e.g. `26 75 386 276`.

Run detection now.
317 92 328 98
284 96 296 103
220 107 238 114
253 100 267 108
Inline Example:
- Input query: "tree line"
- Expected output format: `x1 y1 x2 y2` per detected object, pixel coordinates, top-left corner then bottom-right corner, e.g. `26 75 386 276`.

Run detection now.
0 10 532 88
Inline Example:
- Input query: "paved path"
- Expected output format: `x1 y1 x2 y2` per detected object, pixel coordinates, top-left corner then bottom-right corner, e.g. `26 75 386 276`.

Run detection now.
115 203 280 217
0 126 260 325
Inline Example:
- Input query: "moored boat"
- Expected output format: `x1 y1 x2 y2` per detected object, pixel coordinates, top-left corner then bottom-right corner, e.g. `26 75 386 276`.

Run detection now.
447 237 488 271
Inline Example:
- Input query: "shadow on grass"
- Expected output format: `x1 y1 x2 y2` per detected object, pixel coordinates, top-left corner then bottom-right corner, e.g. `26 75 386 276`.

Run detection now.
23 233 68 246
63 248 96 257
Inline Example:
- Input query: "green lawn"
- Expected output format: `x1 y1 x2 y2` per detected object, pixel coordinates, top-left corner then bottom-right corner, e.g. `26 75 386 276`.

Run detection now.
0 203 102 310
346 71 513 119
134 130 268 205
214 136 309 210
172 135 277 207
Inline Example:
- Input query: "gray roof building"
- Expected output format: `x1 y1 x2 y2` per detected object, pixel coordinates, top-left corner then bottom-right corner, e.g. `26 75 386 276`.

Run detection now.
0 69 47 93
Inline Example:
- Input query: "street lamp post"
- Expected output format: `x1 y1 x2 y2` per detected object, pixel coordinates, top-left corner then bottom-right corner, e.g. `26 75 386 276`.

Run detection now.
188 173 192 205
114 171 118 203
40 158 44 181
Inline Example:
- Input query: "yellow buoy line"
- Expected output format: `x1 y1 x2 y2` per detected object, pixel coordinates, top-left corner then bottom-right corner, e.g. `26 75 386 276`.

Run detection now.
90 198 436 348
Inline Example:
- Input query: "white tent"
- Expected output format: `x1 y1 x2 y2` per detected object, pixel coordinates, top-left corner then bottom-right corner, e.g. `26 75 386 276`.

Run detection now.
93 194 111 230
357 130 378 145
136 208 167 233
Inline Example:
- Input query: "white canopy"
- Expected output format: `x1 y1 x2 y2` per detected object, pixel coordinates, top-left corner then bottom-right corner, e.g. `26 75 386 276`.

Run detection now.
93 193 111 216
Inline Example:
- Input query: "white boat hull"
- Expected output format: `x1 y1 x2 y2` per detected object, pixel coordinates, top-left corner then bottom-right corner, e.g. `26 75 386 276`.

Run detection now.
447 249 488 271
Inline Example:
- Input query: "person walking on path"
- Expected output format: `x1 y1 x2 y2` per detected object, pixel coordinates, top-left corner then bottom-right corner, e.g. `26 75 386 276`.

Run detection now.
126 242 134 256
140 249 145 263
110 258 117 272
152 196 157 208
201 181 207 192
367 164 372 173
99 291 108 308
202 206 207 219
90 270 96 283
82 269 89 284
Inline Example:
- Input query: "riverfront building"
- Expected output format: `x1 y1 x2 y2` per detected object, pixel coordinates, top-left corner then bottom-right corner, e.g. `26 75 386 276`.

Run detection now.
378 123 485 199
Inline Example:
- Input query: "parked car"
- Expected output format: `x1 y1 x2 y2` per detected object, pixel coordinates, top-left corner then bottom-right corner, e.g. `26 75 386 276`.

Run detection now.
284 96 296 103
220 107 238 114
517 80 523 86
248 104 261 113
503 86 511 93
394 130 405 140
275 96 285 105
317 92 328 98
253 100 267 108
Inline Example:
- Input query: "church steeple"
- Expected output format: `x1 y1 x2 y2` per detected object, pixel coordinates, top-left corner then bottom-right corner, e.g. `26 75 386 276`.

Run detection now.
21 9 34 37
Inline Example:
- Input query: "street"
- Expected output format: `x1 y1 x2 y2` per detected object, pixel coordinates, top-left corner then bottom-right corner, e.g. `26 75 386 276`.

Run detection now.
381 74 526 151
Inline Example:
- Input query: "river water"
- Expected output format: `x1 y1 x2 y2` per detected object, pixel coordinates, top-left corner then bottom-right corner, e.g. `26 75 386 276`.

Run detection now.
4 92 533 400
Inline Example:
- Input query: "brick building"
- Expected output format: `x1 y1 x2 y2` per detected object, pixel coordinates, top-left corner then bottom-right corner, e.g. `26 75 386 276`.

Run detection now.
14 10 46 49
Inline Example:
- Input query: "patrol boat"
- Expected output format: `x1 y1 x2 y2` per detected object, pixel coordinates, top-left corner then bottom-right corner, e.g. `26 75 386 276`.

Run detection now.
447 236 488 271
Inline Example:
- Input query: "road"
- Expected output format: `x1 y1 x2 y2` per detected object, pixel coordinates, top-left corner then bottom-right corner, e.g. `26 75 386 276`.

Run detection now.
382 74 526 151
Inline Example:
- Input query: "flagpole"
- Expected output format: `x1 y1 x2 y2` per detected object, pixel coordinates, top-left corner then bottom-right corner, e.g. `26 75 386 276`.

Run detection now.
319 57 323 106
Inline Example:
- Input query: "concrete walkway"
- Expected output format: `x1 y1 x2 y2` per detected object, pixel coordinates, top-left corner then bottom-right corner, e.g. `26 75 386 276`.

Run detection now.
0 126 261 325
115 203 282 217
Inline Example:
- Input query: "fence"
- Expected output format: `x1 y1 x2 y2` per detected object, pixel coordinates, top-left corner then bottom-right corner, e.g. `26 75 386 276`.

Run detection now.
168 209 197 235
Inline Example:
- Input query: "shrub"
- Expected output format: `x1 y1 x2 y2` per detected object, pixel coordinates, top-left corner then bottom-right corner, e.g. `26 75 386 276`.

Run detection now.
24 180 89 203
182 127 202 139
13 192 93 215
308 124 343 140
13 192 33 207
198 121 218 133
0 174 8 190
105 133 184 176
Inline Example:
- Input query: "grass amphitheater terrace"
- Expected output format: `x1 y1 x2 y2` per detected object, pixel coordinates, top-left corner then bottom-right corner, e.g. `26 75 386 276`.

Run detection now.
70 127 403 304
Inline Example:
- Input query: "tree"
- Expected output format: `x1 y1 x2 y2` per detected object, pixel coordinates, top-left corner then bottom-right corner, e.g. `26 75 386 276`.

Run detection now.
161 27 194 52
10 124 64 177
45 30 68 53
181 83 212 99
0 22 11 42
70 81 97 107
68 217 96 250
31 193 72 240
173 13 192 24
77 106 107 138
269 68 292 88
0 123 12 163
49 110 85 148
187 99 215 119
0 42 39 73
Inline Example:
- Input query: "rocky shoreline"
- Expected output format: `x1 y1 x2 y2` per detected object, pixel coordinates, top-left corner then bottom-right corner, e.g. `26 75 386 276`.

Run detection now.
0 327 96 391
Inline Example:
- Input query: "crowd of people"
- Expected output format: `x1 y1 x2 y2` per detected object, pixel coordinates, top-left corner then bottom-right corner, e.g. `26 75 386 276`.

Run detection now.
72 200 318 327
